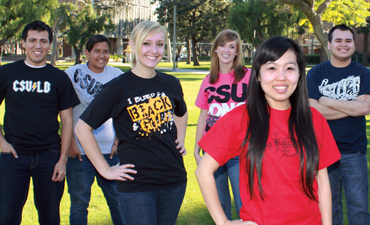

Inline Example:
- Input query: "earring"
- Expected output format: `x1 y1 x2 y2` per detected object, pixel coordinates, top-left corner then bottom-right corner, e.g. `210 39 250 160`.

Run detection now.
215 50 217 52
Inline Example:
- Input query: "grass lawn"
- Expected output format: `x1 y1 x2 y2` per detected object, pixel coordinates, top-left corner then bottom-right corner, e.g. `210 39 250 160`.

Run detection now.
0 61 367 224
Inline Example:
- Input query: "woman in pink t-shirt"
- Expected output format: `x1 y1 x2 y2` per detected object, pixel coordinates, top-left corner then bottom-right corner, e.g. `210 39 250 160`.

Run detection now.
196 36 340 225
194 29 251 220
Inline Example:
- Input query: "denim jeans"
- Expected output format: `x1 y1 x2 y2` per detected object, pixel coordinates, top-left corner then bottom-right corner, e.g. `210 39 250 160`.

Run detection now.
214 156 242 220
66 154 124 225
117 183 186 225
0 149 64 225
328 151 370 225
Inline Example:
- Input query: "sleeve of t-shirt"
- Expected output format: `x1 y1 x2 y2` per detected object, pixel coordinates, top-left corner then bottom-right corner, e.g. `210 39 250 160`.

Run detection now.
312 108 341 170
0 65 7 104
64 67 73 79
306 66 321 101
195 75 211 110
80 81 121 130
173 78 187 117
112 67 124 77
198 107 245 166
58 72 80 111
359 66 370 95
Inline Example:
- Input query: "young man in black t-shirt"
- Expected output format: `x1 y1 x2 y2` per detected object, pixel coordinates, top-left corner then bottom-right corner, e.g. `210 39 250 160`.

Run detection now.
0 20 80 225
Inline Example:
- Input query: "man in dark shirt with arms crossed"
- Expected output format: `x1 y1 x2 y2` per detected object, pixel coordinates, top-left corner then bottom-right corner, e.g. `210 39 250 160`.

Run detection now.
307 24 370 225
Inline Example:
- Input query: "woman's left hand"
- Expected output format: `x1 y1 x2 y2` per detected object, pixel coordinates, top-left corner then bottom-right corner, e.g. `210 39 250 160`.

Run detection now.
175 139 187 156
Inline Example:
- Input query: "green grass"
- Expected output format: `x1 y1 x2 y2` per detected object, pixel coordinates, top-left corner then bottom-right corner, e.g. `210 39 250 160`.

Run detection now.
0 61 367 225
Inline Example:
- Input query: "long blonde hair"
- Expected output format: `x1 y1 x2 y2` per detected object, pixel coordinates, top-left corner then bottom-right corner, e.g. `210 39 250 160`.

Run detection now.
209 29 245 84
130 20 167 67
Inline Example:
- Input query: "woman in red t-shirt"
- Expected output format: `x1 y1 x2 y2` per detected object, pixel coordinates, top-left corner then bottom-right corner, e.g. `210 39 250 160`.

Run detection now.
196 36 340 225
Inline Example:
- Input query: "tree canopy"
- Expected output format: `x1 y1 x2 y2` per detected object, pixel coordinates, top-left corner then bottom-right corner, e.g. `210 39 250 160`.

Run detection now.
279 0 370 60
156 0 229 66
229 0 297 48
0 0 58 46
58 2 114 64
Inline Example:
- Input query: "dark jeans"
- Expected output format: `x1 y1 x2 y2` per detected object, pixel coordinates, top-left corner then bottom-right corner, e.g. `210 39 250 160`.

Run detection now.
329 151 370 225
214 156 242 220
117 183 186 225
0 149 64 225
66 154 124 225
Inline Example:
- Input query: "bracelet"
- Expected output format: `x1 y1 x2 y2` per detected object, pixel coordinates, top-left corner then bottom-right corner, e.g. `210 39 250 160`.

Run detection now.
113 144 118 146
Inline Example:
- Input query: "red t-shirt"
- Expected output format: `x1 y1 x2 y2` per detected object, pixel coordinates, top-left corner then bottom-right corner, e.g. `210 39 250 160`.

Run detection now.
199 106 341 225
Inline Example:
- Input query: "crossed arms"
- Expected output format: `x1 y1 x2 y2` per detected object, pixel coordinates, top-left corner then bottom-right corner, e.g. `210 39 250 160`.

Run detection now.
309 94 370 120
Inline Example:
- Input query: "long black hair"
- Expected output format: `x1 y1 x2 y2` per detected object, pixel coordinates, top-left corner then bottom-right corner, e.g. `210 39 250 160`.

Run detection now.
243 36 319 200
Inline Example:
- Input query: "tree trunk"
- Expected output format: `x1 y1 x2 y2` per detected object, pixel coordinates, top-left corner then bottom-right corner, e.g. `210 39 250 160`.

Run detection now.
74 46 82 65
278 0 333 60
0 45 2 66
320 47 327 63
363 32 369 66
186 37 191 64
191 35 200 66
165 23 172 63
50 26 59 66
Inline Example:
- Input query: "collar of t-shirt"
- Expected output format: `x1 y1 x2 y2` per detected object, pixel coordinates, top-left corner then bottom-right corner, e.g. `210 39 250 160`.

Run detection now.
24 60 47 69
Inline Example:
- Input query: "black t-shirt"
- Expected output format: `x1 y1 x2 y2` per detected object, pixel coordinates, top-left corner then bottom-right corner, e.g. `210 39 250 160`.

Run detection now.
307 61 370 154
80 70 187 192
0 60 80 152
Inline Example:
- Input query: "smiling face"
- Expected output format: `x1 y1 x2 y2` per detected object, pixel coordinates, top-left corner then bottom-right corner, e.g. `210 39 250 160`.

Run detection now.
216 40 237 70
328 29 355 67
132 31 165 71
22 30 51 66
259 50 299 110
85 41 110 73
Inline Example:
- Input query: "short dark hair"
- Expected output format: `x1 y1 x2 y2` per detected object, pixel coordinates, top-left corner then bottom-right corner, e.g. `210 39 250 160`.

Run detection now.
22 20 53 43
85 35 111 52
328 24 355 43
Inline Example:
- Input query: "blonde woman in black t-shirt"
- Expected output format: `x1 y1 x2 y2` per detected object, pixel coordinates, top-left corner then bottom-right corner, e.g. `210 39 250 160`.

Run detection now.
75 20 188 225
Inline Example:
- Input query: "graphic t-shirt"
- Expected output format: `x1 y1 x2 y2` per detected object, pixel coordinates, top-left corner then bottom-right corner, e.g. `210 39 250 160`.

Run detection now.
199 106 341 225
0 60 80 151
65 63 123 154
307 60 370 154
195 68 251 133
80 70 187 192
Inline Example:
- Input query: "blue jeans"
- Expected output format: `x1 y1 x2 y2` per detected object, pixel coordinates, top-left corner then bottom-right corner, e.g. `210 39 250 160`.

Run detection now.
117 183 186 225
328 151 370 225
214 156 242 220
66 154 124 225
0 149 64 225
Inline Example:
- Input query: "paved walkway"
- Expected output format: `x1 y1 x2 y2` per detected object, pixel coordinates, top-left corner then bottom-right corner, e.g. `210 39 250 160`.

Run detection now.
155 66 209 74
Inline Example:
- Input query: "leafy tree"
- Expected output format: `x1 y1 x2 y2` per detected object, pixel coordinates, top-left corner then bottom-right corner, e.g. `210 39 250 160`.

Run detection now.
229 0 296 48
59 2 114 64
0 0 58 65
278 0 370 61
156 0 229 66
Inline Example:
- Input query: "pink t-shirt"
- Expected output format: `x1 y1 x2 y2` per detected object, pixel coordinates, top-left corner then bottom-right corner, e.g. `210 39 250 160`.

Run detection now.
199 106 341 225
195 68 251 133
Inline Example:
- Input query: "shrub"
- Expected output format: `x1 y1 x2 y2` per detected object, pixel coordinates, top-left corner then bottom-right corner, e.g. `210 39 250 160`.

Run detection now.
305 54 321 64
